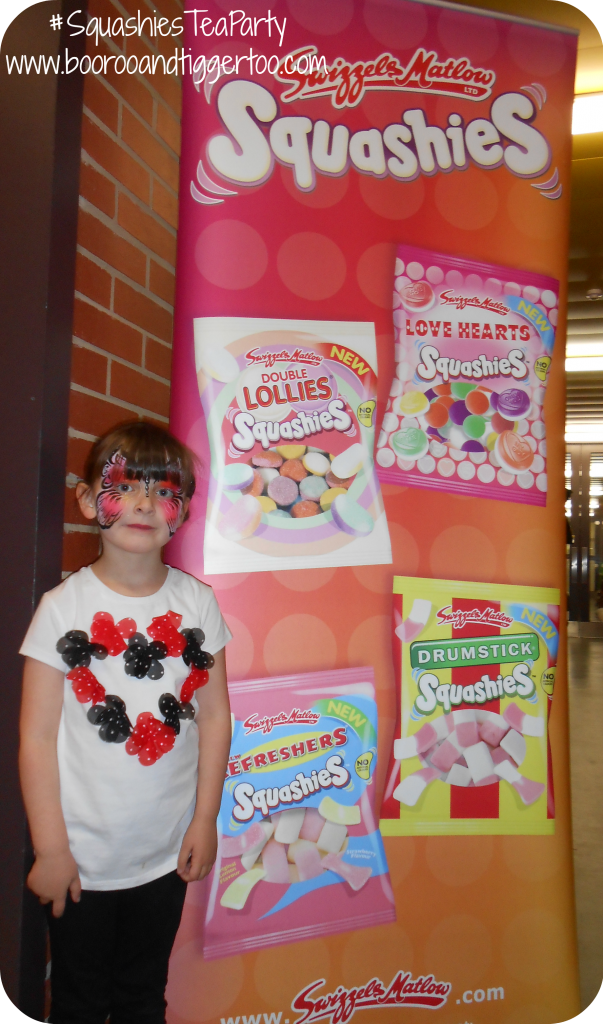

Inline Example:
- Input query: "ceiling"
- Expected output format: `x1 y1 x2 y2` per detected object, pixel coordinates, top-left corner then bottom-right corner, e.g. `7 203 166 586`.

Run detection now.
454 0 603 441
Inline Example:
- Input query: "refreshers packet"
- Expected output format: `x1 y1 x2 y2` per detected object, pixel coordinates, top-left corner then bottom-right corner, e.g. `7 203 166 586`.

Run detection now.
203 667 395 960
376 245 558 505
194 316 391 574
380 576 559 837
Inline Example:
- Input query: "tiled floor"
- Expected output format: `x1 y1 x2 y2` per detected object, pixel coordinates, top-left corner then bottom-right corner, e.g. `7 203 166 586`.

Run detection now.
568 637 603 1010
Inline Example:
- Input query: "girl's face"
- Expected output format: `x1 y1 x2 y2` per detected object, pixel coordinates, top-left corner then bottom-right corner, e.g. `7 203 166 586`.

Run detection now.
79 452 187 550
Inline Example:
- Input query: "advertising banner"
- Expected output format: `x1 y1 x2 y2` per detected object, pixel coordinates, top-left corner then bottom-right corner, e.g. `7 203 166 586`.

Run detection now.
168 2 580 1022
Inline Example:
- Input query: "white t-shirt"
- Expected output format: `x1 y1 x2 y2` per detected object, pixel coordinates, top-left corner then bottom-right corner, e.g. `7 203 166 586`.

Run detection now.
20 565 232 891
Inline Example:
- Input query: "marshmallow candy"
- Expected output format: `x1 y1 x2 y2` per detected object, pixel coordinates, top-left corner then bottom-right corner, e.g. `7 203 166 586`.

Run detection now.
395 598 432 643
220 867 266 909
239 822 275 870
262 839 290 883
463 741 496 784
317 820 348 854
287 840 324 881
476 709 510 747
273 807 306 844
500 728 527 766
452 709 480 748
330 444 366 479
430 731 463 773
299 807 324 842
393 767 441 806
503 702 545 737
319 795 361 826
222 821 272 858
321 854 372 891
446 763 472 787
494 759 545 806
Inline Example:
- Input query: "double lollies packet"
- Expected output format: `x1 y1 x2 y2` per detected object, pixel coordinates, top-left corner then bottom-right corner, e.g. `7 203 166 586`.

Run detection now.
380 576 559 837
203 667 395 960
194 316 391 574
376 245 558 505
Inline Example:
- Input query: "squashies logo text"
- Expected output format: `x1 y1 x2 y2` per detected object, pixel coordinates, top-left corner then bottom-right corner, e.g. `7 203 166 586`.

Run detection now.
201 45 552 196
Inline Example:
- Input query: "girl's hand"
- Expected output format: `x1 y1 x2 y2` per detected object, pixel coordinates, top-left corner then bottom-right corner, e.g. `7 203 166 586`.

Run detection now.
27 850 81 918
177 816 218 882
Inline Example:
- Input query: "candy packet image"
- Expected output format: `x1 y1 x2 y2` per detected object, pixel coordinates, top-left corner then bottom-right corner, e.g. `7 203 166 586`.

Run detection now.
202 667 395 960
376 245 558 505
193 317 391 574
380 577 559 837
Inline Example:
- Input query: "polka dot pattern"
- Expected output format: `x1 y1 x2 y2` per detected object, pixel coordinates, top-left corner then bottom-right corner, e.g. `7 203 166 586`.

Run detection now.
357 242 397 308
342 925 414 987
426 836 494 886
430 526 497 582
502 910 569 983
424 914 493 981
166 943 244 1021
363 0 428 50
435 169 499 230
287 0 353 34
254 940 331 1003
359 174 425 221
195 220 268 289
277 232 346 299
263 614 337 674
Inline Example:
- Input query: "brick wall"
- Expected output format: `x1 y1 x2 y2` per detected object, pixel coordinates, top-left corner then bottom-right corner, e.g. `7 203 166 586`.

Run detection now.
63 0 182 574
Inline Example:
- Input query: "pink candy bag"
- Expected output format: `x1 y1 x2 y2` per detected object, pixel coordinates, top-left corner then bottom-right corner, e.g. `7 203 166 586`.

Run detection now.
202 667 395 959
376 245 558 505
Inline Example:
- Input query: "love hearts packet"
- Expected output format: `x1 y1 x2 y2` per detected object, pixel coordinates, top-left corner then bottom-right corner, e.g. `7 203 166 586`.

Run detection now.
376 245 558 505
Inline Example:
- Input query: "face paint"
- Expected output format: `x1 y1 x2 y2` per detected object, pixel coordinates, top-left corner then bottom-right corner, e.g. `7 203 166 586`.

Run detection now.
154 480 184 537
144 474 150 498
96 452 129 529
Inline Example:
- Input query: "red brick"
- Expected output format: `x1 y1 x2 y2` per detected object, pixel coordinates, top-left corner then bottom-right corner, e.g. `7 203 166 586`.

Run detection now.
113 279 173 342
73 297 143 364
71 344 109 393
83 74 119 134
64 486 89 526
149 261 175 304
121 108 179 191
81 115 150 206
95 38 154 125
156 102 180 156
75 251 112 308
78 208 147 286
67 436 94 478
113 0 157 48
125 34 181 116
79 161 116 219
69 388 139 437
63 531 102 573
111 363 171 416
145 338 172 379
152 179 178 230
117 193 176 264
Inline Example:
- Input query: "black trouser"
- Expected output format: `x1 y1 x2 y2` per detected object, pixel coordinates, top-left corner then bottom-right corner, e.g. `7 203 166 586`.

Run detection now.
46 871 187 1024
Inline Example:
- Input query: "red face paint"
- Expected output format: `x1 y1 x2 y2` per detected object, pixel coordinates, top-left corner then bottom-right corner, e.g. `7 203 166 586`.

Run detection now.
96 452 129 529
154 480 184 537
95 453 184 535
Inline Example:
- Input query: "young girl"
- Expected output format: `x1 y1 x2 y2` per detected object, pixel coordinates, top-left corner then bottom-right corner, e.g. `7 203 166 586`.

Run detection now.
19 421 232 1024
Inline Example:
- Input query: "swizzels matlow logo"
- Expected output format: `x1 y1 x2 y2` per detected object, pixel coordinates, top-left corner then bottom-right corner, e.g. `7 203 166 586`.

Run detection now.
243 709 321 735
292 972 452 1023
436 605 514 629
276 46 496 107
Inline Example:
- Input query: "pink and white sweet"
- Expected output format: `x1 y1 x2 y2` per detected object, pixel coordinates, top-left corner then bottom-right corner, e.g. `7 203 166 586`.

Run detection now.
389 705 545 807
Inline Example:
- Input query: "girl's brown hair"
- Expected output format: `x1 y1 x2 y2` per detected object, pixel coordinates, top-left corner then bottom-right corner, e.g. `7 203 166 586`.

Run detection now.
83 421 197 499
